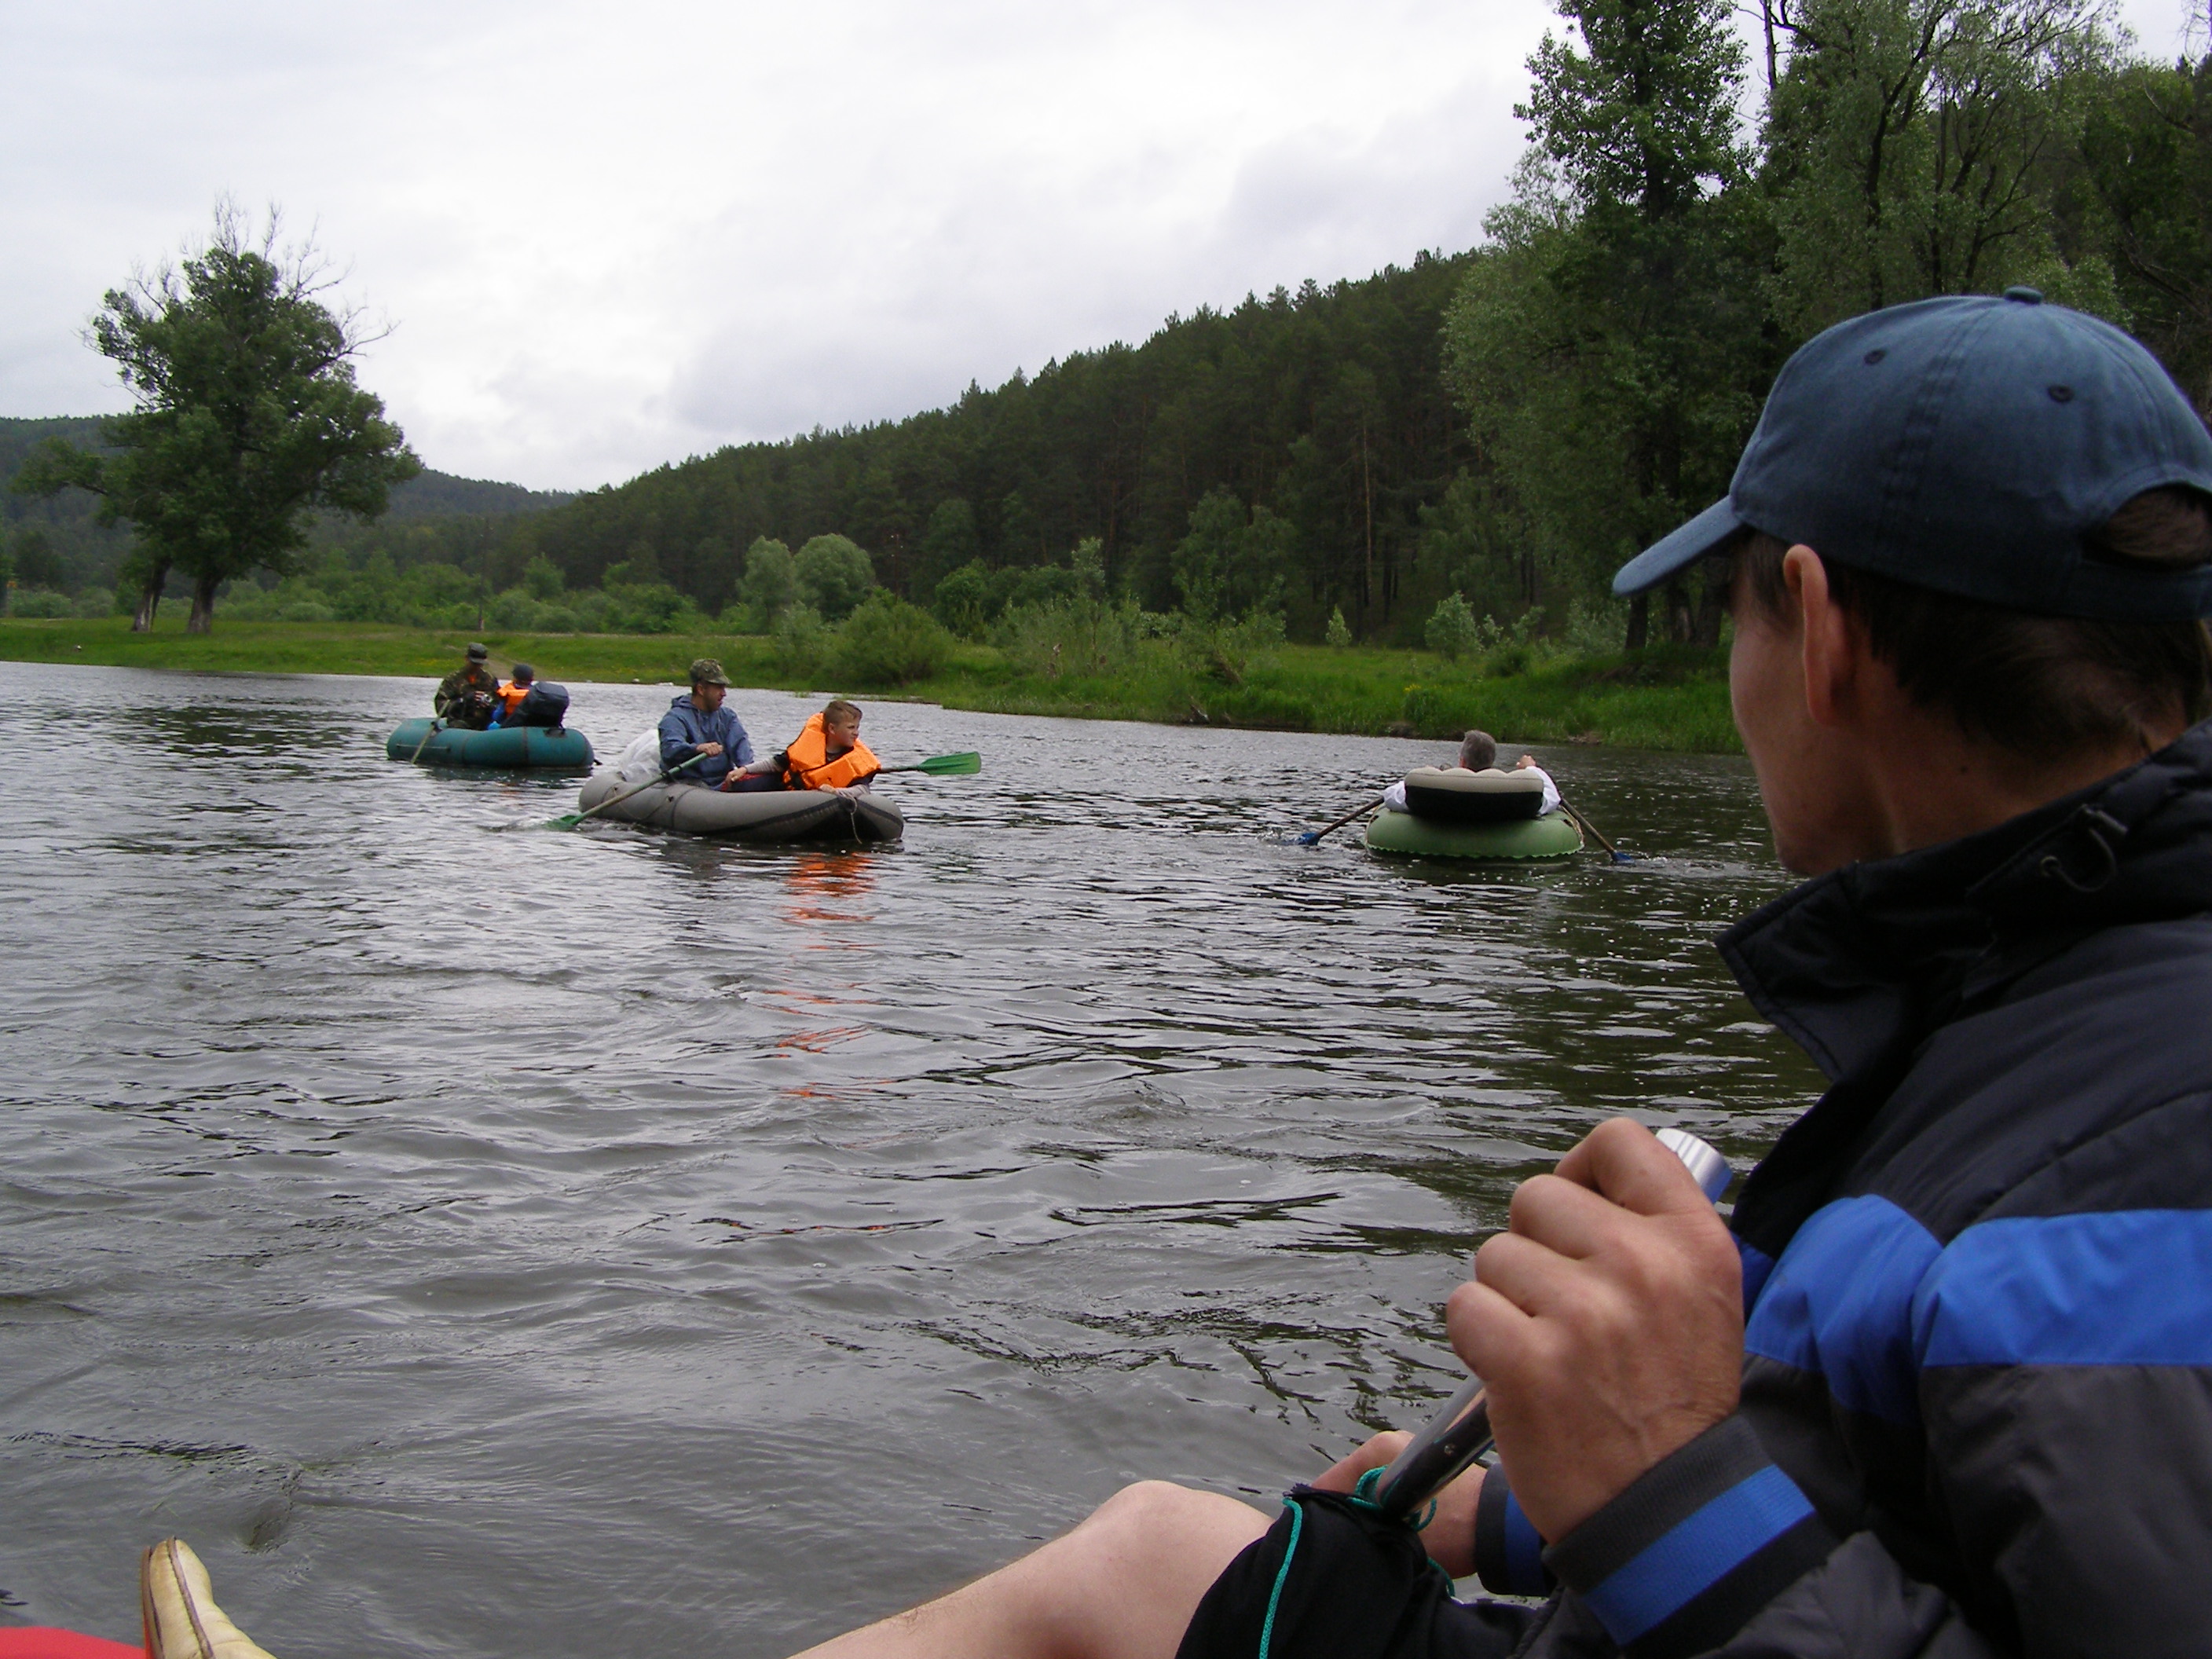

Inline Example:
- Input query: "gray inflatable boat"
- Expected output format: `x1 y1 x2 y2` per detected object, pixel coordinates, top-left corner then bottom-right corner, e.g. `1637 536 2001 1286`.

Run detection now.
574 772 904 843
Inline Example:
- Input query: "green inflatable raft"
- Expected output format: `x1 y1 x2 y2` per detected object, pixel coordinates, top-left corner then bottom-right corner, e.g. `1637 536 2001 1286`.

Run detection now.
1364 766 1584 862
1364 808 1584 861
386 718 595 769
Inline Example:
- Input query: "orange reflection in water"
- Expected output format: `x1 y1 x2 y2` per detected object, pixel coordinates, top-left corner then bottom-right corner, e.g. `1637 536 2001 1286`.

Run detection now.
781 851 876 925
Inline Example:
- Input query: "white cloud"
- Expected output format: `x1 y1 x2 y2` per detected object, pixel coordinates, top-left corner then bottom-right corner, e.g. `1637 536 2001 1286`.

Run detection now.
0 0 2196 489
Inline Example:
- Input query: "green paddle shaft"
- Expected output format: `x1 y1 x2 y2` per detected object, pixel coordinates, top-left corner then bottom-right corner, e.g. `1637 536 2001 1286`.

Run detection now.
548 752 708 830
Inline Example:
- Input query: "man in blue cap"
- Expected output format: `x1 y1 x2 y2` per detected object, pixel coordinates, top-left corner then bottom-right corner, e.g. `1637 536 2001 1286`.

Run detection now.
782 291 2212 1659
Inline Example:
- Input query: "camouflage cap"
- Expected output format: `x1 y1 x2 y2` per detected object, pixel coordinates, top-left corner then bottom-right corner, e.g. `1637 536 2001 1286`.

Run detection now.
466 642 489 661
689 657 731 687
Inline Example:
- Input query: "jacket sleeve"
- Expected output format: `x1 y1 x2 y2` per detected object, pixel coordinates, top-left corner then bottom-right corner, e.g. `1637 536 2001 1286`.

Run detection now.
729 719 754 768
657 709 696 771
1533 1207 2212 1657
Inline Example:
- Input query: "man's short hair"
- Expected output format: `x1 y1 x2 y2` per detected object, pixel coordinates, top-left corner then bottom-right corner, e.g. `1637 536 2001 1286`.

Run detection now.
823 698 862 724
1459 730 1497 770
1730 486 2212 758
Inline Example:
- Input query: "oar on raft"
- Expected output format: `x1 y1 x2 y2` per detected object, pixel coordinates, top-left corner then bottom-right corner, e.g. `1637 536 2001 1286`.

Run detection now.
878 751 981 776
1296 796 1385 845
1556 797 1638 863
544 753 709 830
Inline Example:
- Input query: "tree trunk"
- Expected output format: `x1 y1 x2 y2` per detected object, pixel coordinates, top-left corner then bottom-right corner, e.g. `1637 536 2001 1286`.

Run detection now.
1626 593 1650 652
1664 579 1695 643
185 570 219 634
1694 566 1728 646
130 558 171 632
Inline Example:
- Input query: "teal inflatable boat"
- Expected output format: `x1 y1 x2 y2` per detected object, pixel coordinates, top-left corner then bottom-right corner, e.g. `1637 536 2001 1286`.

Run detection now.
387 718 595 769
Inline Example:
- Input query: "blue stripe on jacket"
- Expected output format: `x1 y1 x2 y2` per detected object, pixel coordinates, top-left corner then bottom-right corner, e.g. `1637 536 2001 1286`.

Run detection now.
1580 1466 1816 1644
1914 1209 2212 1367
1745 1194 2212 1426
1743 1195 1939 1425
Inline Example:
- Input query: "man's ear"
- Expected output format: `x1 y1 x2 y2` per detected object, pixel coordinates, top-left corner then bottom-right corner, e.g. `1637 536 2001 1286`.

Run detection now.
1788 547 1862 730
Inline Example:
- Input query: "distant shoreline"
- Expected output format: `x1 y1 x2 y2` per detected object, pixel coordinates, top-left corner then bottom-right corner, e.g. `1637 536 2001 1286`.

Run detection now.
0 617 1740 753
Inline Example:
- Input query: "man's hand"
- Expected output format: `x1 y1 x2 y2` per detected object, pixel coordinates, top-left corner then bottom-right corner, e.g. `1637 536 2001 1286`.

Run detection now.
697 742 724 757
1514 754 1536 770
1445 1119 1742 1543
1313 1431 1486 1578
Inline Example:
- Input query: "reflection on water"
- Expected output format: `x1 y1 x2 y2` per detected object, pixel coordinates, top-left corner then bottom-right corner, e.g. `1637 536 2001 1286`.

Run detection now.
0 661 1816 1655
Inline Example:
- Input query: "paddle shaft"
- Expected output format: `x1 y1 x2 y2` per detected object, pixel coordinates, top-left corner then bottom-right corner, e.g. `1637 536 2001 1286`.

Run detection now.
560 752 708 826
1370 1130 1729 1519
1302 795 1386 844
1558 796 1632 862
409 718 444 763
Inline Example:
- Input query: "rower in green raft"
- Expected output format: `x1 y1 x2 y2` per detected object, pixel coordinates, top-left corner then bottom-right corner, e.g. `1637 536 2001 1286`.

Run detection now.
1364 729 1584 861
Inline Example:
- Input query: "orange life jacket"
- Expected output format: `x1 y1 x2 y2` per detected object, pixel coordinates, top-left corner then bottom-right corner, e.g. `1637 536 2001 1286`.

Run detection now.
491 681 531 720
782 713 881 790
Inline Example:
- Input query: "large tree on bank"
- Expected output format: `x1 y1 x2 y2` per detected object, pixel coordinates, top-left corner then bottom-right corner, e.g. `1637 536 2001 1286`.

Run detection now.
15 203 419 632
1445 0 1769 650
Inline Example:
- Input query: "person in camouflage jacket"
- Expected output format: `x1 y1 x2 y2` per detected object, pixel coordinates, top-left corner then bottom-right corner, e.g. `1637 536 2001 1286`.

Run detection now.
434 644 499 729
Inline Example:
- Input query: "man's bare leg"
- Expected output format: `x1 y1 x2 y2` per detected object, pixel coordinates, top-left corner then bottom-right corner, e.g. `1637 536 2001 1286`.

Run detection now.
791 1480 1272 1659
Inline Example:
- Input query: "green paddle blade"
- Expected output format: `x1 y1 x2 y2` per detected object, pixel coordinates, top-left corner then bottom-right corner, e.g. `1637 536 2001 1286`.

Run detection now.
894 751 981 776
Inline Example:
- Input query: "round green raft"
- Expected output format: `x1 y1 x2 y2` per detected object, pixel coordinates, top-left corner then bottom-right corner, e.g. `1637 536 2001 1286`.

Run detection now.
386 718 595 769
1364 807 1584 862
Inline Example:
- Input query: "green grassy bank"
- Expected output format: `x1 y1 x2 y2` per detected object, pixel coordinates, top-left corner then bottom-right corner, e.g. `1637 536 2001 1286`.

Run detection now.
0 615 1739 752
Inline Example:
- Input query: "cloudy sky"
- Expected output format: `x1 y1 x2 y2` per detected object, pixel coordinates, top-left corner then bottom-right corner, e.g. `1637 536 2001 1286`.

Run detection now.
3 1 2200 491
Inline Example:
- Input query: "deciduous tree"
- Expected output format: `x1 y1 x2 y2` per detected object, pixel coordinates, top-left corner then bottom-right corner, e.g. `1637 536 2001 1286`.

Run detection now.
14 203 419 632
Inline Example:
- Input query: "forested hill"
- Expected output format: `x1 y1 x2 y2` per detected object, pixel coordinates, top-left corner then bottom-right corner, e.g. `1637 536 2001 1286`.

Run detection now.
1 417 570 519
501 254 1477 643
1 414 571 595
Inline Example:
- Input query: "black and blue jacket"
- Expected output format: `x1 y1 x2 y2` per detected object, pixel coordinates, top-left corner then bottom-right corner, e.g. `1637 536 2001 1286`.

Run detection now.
1477 723 2212 1657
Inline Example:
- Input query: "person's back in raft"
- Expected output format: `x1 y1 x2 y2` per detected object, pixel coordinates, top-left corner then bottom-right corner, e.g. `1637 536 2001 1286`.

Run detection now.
1382 728 1561 815
656 658 752 789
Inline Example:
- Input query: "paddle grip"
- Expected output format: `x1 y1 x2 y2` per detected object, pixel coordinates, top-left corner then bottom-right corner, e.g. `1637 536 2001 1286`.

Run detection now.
1368 1127 1731 1522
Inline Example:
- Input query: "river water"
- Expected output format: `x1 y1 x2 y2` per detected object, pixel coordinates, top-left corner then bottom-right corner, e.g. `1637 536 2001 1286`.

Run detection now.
0 661 1818 1656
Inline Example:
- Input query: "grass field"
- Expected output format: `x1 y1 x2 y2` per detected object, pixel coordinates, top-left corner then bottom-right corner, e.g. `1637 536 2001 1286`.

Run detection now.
0 615 1741 752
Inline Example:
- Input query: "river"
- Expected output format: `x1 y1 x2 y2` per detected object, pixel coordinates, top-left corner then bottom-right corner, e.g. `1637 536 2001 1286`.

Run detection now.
0 661 1818 1656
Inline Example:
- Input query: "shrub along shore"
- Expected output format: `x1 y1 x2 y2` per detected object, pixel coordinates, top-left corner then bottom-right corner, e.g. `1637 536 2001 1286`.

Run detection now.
0 615 1738 753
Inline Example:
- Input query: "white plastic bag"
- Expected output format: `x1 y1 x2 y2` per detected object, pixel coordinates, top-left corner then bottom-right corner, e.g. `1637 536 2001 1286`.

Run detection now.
612 726 664 783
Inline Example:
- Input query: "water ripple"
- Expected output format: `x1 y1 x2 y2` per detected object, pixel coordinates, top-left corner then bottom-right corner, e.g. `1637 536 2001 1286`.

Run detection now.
0 661 1814 1654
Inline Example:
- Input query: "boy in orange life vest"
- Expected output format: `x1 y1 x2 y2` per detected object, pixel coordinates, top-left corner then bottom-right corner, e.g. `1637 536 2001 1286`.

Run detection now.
486 663 534 728
778 698 881 794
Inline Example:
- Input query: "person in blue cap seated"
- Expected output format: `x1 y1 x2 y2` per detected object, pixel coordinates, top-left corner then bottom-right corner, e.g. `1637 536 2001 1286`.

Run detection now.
656 657 753 789
773 291 2212 1659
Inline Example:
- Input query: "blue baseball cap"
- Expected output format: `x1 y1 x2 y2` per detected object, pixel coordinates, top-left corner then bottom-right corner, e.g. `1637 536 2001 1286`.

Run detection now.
1613 290 2212 620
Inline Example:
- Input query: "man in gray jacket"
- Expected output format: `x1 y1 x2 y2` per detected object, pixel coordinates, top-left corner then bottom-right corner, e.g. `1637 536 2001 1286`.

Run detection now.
786 292 2212 1659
